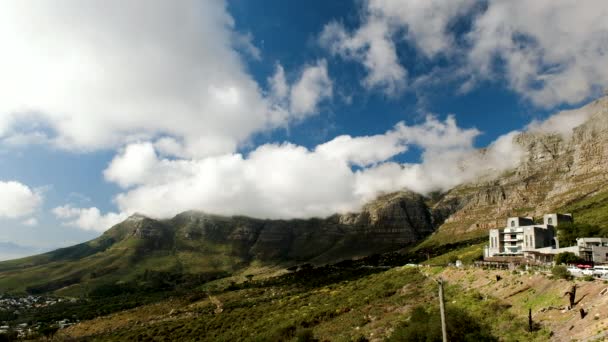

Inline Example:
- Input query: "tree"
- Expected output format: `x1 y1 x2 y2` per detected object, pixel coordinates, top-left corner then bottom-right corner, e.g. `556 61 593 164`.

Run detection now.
39 324 60 340
554 252 583 265
551 265 572 280
557 223 603 247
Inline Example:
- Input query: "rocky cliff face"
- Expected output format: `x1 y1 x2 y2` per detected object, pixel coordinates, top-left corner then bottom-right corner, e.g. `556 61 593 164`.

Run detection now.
430 96 608 241
145 191 436 264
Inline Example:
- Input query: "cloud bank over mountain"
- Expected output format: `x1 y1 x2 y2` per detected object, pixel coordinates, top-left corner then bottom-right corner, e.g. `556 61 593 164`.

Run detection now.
54 115 526 230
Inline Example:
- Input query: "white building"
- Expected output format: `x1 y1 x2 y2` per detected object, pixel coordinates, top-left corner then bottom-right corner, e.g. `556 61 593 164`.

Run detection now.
485 214 571 257
484 214 608 264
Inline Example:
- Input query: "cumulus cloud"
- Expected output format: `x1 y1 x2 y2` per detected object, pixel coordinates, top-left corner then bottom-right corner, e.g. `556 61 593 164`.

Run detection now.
320 0 475 95
52 205 127 232
104 143 159 188
320 18 406 95
290 61 333 116
366 0 476 57
466 0 608 107
0 181 43 219
268 61 333 118
322 0 608 107
0 1 331 158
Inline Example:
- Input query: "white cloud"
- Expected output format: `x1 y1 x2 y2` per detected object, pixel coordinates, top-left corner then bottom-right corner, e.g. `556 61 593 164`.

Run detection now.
52 205 127 232
526 96 608 136
104 143 159 188
315 131 408 167
268 64 289 101
353 130 524 198
0 181 43 219
232 31 261 61
268 61 333 118
50 115 524 231
320 19 406 95
466 0 608 107
322 0 608 107
367 0 476 57
0 1 330 158
289 60 333 116
320 0 475 95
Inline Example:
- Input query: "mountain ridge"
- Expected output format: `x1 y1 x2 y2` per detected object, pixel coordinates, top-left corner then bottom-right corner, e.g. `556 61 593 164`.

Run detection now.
0 190 437 294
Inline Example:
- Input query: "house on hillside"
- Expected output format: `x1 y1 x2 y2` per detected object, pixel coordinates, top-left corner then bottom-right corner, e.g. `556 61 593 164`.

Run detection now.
483 214 608 264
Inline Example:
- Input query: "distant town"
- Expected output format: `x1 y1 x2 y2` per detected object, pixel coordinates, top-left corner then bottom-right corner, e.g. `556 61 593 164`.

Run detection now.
0 295 78 338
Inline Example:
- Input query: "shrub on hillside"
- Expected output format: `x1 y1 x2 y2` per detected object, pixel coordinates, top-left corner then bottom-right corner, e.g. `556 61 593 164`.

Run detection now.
389 306 497 341
551 265 572 280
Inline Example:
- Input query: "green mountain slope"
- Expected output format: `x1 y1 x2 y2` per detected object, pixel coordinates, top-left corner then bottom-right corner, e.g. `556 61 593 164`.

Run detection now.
0 192 436 294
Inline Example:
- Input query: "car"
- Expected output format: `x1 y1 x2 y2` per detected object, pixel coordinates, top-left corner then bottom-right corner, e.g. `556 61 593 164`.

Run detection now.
593 265 608 277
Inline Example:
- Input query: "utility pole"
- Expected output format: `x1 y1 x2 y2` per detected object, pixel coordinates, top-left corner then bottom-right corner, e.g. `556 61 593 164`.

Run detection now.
438 278 448 342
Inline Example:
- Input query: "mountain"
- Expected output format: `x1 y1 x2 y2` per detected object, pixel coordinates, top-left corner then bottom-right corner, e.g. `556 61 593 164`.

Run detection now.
427 96 608 244
0 191 436 294
1 96 607 295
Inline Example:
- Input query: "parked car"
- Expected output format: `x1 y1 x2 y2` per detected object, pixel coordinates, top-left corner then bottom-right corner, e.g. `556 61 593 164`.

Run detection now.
593 265 608 277
567 266 582 275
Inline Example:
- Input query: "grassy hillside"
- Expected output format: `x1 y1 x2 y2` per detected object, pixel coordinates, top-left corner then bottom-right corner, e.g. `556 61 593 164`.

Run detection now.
560 190 608 229
53 265 552 342
0 216 246 295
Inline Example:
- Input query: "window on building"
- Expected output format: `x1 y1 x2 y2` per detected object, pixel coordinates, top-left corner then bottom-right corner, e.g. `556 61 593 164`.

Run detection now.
511 241 517 246
525 235 528 247
511 220 515 227
548 217 553 225
511 234 517 239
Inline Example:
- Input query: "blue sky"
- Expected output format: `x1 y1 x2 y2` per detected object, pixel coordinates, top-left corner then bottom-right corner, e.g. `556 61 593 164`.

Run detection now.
0 0 607 258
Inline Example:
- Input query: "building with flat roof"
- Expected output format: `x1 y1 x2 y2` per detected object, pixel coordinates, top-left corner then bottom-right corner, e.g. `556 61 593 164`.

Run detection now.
485 214 571 257
484 214 608 264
